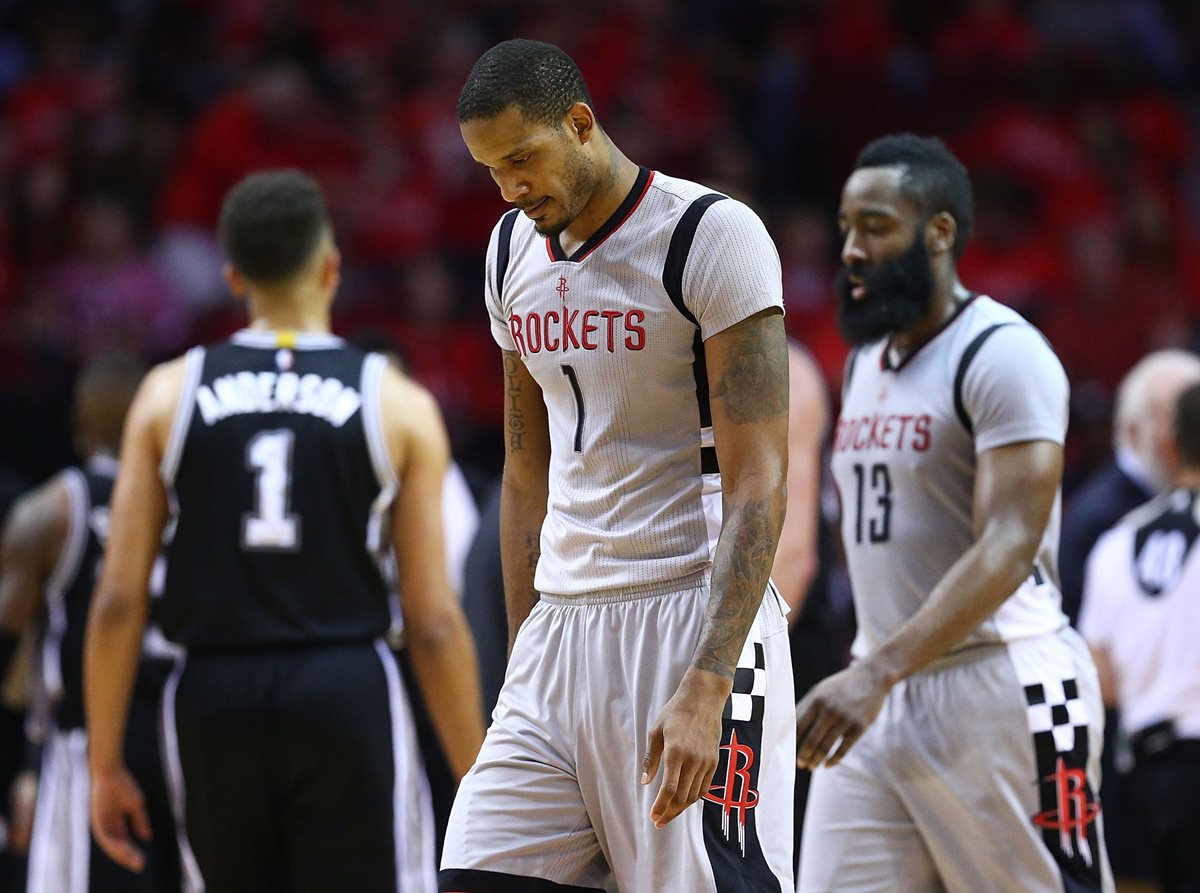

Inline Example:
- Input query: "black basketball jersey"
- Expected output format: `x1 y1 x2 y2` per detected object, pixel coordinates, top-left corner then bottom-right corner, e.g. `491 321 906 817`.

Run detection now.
33 456 178 733
161 331 395 649
33 459 113 732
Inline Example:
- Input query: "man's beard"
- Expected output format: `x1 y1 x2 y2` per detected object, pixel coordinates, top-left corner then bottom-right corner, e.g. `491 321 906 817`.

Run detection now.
532 148 599 238
835 237 935 346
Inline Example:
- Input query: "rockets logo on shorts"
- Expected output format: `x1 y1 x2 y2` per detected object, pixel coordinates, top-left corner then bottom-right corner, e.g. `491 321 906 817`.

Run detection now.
703 728 760 856
701 636 776 887
705 640 766 856
1024 679 1103 885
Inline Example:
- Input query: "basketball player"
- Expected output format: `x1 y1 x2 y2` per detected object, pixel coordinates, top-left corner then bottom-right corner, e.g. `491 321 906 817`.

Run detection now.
443 39 794 892
0 354 180 893
1080 381 1200 892
794 134 1115 892
83 170 484 892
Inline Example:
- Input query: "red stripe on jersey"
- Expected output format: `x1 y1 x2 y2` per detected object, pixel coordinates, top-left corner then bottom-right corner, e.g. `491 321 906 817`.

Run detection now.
574 170 656 262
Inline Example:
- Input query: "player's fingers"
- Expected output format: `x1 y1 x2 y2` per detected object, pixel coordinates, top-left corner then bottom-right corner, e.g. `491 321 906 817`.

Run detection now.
663 747 717 824
796 709 838 768
809 718 852 769
669 755 703 817
794 694 820 741
640 726 664 785
93 814 146 873
825 725 865 767
130 798 153 842
687 756 712 807
796 692 837 752
650 746 684 828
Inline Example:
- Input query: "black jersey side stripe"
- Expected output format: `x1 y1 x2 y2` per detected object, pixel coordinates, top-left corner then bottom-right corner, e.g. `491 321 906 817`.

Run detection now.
493 208 520 306
954 323 1014 435
842 349 859 401
663 193 728 467
662 193 727 325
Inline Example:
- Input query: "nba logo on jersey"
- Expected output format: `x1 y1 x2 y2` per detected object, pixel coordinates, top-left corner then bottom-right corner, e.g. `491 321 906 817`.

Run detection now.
275 349 294 372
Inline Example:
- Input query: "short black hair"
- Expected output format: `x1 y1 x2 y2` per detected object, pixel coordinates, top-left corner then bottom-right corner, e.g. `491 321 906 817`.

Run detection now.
74 351 146 452
218 170 329 283
1175 382 1200 468
457 39 593 126
856 133 974 258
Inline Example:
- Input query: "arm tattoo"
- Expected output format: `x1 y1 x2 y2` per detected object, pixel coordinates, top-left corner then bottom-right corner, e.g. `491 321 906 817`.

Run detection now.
709 317 789 424
694 493 784 678
503 352 527 453
693 312 789 678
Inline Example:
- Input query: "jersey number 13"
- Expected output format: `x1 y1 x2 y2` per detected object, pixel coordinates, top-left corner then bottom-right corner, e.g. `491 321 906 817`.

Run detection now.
851 462 892 544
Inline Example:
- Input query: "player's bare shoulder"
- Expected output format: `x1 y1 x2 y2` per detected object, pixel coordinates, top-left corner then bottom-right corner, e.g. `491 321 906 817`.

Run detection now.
128 354 193 455
375 361 451 475
0 471 72 566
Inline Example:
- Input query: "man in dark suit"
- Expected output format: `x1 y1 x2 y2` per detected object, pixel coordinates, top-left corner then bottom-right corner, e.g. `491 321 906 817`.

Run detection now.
1060 348 1200 885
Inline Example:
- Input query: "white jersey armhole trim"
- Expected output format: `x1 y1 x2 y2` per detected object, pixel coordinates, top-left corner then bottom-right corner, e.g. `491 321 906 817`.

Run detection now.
160 347 206 487
361 354 399 558
360 353 399 492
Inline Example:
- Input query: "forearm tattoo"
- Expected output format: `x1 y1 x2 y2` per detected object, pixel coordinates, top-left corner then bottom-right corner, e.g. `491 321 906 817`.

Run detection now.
694 313 788 678
695 493 784 678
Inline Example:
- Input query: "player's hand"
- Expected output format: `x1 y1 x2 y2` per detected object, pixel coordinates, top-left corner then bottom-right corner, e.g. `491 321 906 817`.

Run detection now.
641 668 729 829
90 765 151 873
7 770 38 854
795 661 892 770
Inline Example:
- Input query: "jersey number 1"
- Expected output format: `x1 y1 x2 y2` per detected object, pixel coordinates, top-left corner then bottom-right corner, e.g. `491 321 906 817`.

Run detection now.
852 462 892 544
561 364 584 452
242 429 300 550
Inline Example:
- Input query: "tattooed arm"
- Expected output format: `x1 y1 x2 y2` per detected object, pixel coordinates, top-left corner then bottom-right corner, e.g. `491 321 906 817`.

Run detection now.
497 350 552 652
642 308 790 828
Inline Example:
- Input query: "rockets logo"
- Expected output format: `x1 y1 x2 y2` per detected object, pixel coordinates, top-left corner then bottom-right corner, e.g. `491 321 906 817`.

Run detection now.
702 729 760 856
1023 678 1104 887
1032 757 1100 867
505 274 645 356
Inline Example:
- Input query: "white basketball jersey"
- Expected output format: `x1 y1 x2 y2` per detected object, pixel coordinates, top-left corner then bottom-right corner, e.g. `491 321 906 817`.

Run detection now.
831 295 1069 659
485 168 783 596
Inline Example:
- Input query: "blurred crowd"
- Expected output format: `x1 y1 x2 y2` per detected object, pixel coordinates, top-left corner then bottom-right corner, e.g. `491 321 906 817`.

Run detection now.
1 0 1200 493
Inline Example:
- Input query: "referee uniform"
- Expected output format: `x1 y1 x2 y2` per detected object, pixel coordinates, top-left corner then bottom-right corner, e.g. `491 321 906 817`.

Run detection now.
159 331 434 892
1081 487 1200 891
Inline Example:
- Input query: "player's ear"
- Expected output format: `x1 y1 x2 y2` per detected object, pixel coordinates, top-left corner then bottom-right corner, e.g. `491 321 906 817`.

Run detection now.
320 245 342 291
925 211 957 258
223 263 248 302
565 102 595 144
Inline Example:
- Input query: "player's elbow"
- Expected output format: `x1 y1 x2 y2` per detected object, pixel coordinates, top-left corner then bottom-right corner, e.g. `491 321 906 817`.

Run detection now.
404 605 469 654
88 585 147 631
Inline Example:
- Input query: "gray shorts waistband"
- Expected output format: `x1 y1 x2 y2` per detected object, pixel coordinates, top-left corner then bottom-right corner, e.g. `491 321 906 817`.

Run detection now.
539 569 710 606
